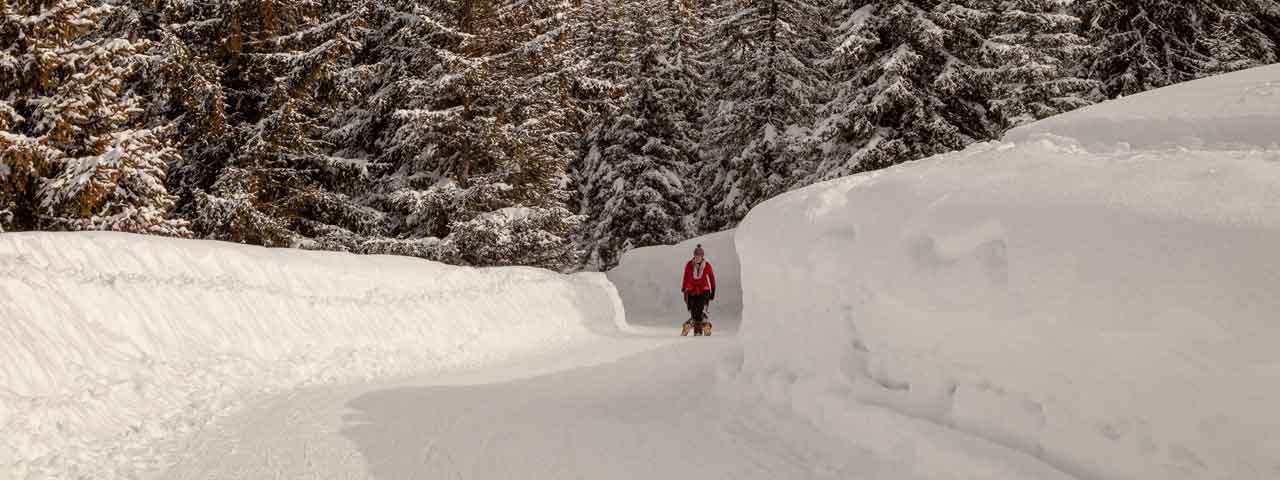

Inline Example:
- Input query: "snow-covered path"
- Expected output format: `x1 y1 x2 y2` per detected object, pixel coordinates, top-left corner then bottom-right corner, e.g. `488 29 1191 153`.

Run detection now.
148 320 1086 480
149 331 853 480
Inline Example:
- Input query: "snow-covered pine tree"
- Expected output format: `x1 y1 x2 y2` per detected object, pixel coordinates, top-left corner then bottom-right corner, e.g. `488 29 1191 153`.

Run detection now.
133 0 230 214
376 0 582 269
100 0 233 239
1196 1 1280 76
979 0 1101 126
148 26 228 191
813 0 1001 182
562 0 708 131
1078 0 1279 98
162 0 384 249
454 0 583 268
559 0 647 133
698 0 831 233
306 0 452 258
566 0 706 199
1259 4 1280 50
575 8 705 270
371 0 511 261
0 0 188 236
325 0 446 178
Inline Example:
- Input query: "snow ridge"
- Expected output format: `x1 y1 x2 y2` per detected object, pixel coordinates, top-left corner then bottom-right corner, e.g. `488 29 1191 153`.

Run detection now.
1008 65 1280 150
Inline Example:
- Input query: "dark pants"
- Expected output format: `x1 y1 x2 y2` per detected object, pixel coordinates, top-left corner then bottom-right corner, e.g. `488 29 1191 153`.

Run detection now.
686 292 711 325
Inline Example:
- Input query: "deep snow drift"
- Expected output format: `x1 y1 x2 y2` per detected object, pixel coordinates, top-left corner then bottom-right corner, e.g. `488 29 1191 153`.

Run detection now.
0 232 625 478
729 64 1280 480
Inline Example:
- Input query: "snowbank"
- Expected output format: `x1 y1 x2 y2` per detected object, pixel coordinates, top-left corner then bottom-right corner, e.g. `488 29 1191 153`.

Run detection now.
1008 64 1280 150
0 232 625 478
607 230 741 328
728 65 1280 480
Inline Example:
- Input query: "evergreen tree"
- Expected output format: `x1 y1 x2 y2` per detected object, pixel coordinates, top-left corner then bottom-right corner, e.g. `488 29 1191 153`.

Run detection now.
560 0 645 132
0 0 188 236
813 0 1000 183
980 0 1101 125
560 0 707 133
455 0 582 269
1078 0 1279 98
158 0 382 249
576 10 705 270
14 0 1274 268
698 0 830 232
1259 4 1280 50
377 0 582 269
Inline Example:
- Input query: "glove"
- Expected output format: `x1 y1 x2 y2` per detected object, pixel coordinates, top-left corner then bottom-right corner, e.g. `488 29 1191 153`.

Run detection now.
709 288 716 301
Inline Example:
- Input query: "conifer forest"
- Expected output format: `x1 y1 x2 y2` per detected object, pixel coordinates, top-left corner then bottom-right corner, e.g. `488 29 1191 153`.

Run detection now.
4 0 1279 270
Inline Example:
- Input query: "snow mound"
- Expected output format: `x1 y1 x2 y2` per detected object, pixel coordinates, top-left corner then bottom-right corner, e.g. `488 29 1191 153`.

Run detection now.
728 66 1280 479
607 230 741 328
0 232 625 478
1008 63 1280 151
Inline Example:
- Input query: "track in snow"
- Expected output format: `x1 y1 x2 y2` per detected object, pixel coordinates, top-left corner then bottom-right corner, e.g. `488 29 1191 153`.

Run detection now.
151 326 898 479
149 315 1084 480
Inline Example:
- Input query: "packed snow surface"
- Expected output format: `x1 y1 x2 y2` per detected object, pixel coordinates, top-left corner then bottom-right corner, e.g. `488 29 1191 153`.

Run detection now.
731 64 1280 480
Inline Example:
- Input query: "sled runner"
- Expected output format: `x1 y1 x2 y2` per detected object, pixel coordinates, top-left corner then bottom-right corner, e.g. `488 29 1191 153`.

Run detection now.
680 319 712 336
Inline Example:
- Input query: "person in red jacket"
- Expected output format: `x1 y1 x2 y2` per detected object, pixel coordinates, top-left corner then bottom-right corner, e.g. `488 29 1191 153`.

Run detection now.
682 244 716 335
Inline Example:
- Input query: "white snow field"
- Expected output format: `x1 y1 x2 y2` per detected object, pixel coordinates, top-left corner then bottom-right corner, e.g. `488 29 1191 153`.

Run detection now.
0 65 1278 480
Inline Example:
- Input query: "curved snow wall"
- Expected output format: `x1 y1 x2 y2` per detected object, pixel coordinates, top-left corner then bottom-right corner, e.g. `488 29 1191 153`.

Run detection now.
0 232 624 477
731 65 1280 480
607 230 741 328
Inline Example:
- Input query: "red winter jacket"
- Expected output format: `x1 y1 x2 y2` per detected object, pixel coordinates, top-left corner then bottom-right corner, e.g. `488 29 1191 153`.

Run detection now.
682 259 716 296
